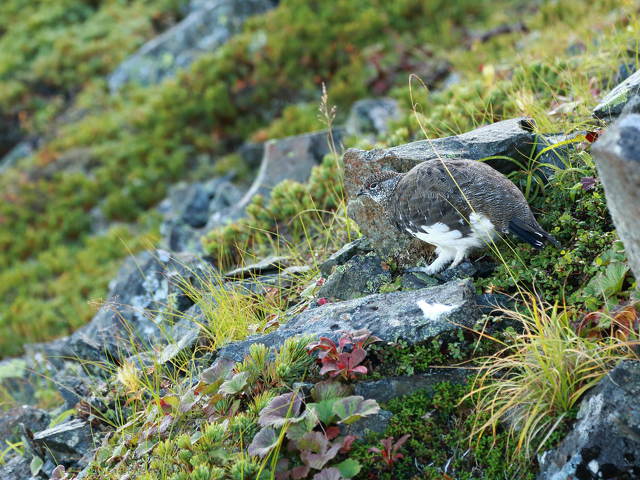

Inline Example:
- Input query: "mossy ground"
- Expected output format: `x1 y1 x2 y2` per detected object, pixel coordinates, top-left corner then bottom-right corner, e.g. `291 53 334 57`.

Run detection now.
352 382 537 480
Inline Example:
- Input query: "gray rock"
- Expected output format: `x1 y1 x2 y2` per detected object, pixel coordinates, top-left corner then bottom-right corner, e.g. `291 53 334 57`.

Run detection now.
207 128 344 228
355 369 471 405
594 69 640 120
0 358 34 406
614 62 637 86
401 271 439 290
0 406 50 446
158 307 204 365
108 0 278 91
216 279 478 362
319 238 373 278
434 260 477 282
346 98 400 138
0 455 33 480
238 142 265 170
344 117 536 264
33 419 93 467
344 117 537 198
343 409 393 439
160 177 243 253
224 255 290 279
26 250 213 364
475 293 515 315
537 360 640 480
592 113 640 281
534 132 582 173
317 254 392 301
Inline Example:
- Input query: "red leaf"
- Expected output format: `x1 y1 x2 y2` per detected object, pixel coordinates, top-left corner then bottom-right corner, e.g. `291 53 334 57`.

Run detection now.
340 435 357 453
348 347 367 367
585 130 603 143
325 426 341 440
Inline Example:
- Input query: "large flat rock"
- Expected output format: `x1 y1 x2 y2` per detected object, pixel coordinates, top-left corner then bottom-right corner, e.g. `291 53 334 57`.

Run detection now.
592 113 640 281
593 69 640 121
215 278 479 362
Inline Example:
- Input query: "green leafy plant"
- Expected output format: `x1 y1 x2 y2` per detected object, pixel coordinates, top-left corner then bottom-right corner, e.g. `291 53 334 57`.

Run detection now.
248 387 377 479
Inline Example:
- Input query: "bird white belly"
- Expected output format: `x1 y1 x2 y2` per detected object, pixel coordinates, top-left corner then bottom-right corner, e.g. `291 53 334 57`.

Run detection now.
406 213 497 249
404 213 497 273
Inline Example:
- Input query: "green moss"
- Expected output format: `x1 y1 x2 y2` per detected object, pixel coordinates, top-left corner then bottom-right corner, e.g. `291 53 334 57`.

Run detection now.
0 0 184 133
352 382 536 480
369 321 504 378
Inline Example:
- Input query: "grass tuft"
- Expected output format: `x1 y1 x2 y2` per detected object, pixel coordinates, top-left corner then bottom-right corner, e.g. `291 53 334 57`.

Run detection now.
466 295 639 459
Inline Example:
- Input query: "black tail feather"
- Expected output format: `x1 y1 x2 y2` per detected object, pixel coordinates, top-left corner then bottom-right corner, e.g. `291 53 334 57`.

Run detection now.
508 218 559 249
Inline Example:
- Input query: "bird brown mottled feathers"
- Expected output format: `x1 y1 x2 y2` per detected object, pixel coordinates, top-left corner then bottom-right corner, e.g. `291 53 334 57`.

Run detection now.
357 158 558 274
391 159 544 236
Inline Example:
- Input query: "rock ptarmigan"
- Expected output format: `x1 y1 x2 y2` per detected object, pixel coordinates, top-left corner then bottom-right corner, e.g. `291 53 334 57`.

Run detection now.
357 158 559 274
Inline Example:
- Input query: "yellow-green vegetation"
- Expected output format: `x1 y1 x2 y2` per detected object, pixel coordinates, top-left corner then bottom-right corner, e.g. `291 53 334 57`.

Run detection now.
0 0 184 135
467 298 638 460
176 266 317 349
82 336 318 479
202 153 352 269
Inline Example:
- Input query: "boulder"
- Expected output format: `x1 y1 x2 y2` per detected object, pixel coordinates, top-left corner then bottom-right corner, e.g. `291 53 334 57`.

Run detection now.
343 409 393 439
534 132 582 173
592 112 640 281
319 237 373 278
224 255 290 279
0 358 34 406
108 0 278 91
344 117 536 264
343 117 537 199
0 455 32 480
593 69 640 121
317 253 392 301
26 250 213 364
346 98 400 138
158 306 206 365
0 406 50 446
215 278 479 362
207 128 344 228
33 419 93 467
537 360 640 480
159 177 243 252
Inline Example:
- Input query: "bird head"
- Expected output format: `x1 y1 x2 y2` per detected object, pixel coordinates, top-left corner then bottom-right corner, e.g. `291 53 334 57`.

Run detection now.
357 170 401 206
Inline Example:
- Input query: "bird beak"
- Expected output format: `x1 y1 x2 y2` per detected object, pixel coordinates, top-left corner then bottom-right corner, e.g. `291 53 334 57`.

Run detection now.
356 189 365 197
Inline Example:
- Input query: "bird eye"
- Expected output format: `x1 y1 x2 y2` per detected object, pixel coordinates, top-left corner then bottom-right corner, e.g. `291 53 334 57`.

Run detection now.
369 182 378 189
